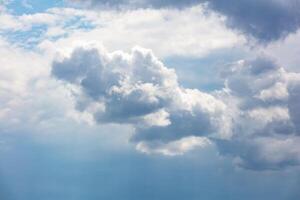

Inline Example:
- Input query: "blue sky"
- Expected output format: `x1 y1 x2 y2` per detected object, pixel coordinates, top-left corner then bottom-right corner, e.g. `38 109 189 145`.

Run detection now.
1 0 300 199
6 0 64 14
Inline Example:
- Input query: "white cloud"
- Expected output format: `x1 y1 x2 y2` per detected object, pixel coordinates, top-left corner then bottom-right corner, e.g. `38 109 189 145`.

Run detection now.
255 82 289 101
263 29 300 72
0 11 60 32
0 5 245 60
0 38 64 128
51 44 232 157
0 34 133 154
0 13 24 31
247 106 290 126
36 5 244 58
136 136 211 156
141 109 171 127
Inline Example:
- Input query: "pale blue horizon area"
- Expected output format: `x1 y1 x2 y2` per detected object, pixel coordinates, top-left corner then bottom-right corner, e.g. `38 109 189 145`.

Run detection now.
0 131 299 200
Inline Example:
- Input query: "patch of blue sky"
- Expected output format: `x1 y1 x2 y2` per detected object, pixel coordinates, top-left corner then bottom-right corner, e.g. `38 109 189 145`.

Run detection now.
63 15 96 31
164 47 247 92
7 0 64 15
0 15 95 49
1 24 47 49
0 131 299 200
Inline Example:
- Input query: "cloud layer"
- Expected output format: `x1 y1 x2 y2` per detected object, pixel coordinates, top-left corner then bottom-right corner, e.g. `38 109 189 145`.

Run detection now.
52 44 300 170
69 0 300 42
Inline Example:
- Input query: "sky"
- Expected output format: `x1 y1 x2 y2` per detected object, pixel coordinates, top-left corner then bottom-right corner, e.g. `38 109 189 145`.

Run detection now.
0 0 300 199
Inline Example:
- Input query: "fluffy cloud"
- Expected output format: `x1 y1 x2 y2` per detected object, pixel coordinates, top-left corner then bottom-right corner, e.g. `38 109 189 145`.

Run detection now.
68 0 300 42
215 56 300 170
52 44 232 155
0 35 133 154
52 44 300 170
0 37 67 135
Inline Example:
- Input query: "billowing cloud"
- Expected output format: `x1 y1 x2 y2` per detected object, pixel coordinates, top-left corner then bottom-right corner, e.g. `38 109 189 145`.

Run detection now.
68 0 300 42
52 44 232 154
52 44 300 170
215 56 300 170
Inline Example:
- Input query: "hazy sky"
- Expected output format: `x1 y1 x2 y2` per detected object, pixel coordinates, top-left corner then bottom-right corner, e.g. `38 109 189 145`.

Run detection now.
1 0 300 199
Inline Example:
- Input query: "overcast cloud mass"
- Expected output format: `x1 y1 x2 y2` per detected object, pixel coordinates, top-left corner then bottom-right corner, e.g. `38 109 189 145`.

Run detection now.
0 0 300 199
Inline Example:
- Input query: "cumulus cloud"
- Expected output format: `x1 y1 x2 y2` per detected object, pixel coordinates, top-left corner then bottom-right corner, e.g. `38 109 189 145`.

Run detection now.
52 44 300 170
215 56 300 170
0 36 134 155
68 0 300 42
52 44 232 155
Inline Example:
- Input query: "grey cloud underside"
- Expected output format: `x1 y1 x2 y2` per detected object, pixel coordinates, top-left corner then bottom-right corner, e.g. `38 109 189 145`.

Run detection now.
69 0 300 42
208 0 300 42
52 45 300 170
215 137 300 170
216 57 300 170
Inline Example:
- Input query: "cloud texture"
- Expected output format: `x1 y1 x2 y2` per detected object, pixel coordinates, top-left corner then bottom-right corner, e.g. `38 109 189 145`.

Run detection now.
52 44 300 170
216 57 300 169
52 45 231 138
69 0 300 42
